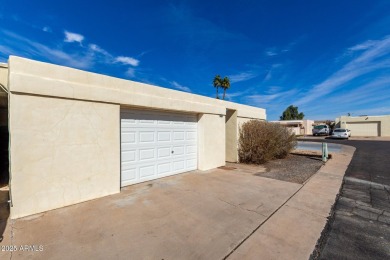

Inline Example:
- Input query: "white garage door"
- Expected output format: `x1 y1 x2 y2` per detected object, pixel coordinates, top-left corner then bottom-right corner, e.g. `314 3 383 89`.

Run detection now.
347 122 379 137
121 109 198 187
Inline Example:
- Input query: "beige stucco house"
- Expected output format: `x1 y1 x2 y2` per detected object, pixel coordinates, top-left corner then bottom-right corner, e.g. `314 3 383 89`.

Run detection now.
335 115 390 137
269 120 314 135
0 56 266 219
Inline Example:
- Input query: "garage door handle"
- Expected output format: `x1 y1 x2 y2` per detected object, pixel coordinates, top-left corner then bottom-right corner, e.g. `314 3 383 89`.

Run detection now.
171 151 174 154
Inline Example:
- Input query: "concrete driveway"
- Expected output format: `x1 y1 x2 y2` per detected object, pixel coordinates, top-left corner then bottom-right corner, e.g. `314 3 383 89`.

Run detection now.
0 146 354 259
1 167 300 259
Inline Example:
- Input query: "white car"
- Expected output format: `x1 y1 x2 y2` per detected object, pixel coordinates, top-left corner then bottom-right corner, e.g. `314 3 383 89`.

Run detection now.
332 128 351 139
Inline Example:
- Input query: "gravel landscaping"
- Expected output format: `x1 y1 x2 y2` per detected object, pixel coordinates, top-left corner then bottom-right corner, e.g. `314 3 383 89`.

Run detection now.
258 154 324 184
225 153 325 184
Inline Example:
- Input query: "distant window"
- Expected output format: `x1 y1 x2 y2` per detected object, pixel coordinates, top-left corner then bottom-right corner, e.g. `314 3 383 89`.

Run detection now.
314 125 327 129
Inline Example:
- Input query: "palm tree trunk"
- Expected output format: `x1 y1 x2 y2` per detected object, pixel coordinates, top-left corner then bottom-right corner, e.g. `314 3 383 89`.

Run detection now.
223 89 226 100
216 87 219 99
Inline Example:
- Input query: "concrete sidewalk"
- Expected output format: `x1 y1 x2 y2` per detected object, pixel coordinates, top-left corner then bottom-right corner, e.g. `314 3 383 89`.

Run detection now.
228 145 355 259
0 146 354 259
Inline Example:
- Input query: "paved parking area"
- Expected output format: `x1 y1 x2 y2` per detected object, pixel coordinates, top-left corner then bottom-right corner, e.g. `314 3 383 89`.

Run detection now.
1 168 301 259
0 144 354 259
300 138 390 259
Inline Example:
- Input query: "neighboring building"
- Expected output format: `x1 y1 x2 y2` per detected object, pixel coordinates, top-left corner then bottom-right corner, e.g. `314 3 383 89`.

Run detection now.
270 120 314 135
1 56 266 219
314 120 335 126
335 115 390 137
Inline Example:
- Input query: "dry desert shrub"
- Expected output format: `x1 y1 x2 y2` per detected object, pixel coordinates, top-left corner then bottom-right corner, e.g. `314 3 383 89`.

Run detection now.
238 120 297 164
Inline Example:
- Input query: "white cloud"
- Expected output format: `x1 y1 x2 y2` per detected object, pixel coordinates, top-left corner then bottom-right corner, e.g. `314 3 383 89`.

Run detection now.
1 29 143 78
64 31 85 44
245 89 298 107
265 86 282 94
264 39 303 58
265 50 277 56
348 40 378 52
300 77 390 119
42 26 52 33
171 81 191 92
228 71 257 83
115 56 140 66
244 88 301 120
223 91 250 101
125 68 136 78
88 44 111 57
1 30 92 69
295 35 390 106
263 64 282 82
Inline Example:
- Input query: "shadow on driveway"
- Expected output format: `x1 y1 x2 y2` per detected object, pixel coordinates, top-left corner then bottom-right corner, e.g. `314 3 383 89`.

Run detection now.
0 188 9 243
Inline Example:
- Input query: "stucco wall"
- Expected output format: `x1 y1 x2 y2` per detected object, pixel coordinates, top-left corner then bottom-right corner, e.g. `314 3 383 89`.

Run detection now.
9 94 120 219
7 56 266 218
198 114 225 170
303 120 314 135
338 115 390 136
225 110 238 162
8 56 266 119
269 120 314 135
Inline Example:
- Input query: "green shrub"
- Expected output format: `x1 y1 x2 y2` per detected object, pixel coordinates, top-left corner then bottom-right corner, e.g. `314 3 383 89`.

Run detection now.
238 120 297 164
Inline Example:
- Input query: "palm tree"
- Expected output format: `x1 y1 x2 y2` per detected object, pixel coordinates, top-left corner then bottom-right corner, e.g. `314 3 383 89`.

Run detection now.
221 76 230 100
213 75 222 99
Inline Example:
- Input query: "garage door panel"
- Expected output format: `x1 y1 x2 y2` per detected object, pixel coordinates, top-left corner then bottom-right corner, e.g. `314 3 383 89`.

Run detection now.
186 158 197 168
186 131 197 140
173 131 185 141
172 146 184 156
157 162 171 175
348 122 379 136
122 168 136 181
121 161 136 170
139 165 156 178
172 119 185 125
121 131 136 144
173 160 185 171
121 119 136 127
186 145 197 155
122 150 136 162
121 109 198 187
157 147 171 158
139 119 155 125
139 148 155 161
157 131 171 141
139 132 155 143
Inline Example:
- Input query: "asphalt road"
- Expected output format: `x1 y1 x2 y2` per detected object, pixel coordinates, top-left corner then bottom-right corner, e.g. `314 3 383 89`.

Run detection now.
299 138 390 259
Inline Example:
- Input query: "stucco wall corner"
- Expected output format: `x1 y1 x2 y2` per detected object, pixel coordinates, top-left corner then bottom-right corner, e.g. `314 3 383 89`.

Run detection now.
197 114 225 170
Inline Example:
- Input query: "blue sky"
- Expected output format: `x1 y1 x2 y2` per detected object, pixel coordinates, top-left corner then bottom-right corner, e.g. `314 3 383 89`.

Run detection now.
0 0 390 120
